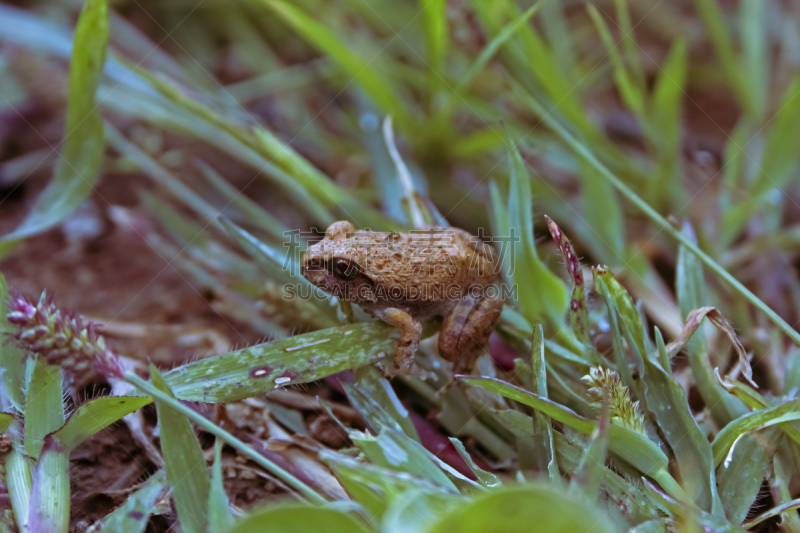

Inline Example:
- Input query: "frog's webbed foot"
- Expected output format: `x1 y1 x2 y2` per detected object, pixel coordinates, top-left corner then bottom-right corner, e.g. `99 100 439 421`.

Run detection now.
374 307 423 377
438 296 503 375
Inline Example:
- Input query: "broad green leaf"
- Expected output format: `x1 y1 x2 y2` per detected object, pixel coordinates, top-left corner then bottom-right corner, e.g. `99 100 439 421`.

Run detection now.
460 376 682 498
53 396 152 452
711 400 797 466
160 322 397 403
426 483 615 533
86 470 168 533
227 505 366 533
448 438 501 488
209 440 235 533
267 0 409 130
0 273 25 409
0 0 108 252
151 366 210 533
27 436 69 533
25 361 64 459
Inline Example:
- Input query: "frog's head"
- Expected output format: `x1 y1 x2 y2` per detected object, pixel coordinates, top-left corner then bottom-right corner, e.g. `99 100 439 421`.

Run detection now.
301 221 376 302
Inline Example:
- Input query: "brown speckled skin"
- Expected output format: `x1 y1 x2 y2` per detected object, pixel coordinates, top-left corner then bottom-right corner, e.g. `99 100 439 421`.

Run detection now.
301 221 503 374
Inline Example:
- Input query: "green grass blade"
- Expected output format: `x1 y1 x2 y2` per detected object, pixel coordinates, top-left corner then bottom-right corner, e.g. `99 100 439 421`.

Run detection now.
150 365 210 533
0 0 108 251
530 321 558 479
711 400 798 466
159 321 396 403
519 88 800 349
459 376 681 497
87 470 168 533
740 0 768 121
448 438 501 488
266 0 409 130
596 267 646 356
577 160 625 264
419 0 447 80
353 365 420 441
456 4 539 92
695 0 753 117
6 449 32 533
209 439 236 533
227 504 366 533
27 436 69 533
0 274 25 410
126 371 326 504
716 430 774 525
772 447 800 533
570 389 610 501
613 0 645 88
53 396 152 452
24 361 64 460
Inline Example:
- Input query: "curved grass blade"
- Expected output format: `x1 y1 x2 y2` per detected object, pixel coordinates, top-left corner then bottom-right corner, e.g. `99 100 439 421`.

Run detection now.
711 400 798 467
448 438 501 488
209 439 236 532
266 0 409 130
160 321 397 403
85 470 168 533
0 0 108 252
459 376 683 498
53 396 152 452
151 366 210 533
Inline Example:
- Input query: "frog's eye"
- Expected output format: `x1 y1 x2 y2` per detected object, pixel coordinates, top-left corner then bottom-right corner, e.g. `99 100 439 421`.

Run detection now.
332 259 360 281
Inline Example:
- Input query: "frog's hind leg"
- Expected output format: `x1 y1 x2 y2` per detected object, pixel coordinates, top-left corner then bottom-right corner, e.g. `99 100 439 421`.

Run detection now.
438 296 503 375
373 307 423 375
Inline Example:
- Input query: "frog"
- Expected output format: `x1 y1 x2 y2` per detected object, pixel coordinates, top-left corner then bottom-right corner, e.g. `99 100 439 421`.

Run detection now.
300 221 503 376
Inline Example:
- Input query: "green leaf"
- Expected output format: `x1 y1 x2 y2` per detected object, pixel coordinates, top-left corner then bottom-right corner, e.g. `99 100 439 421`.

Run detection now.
419 0 447 78
448 438 501 488
86 470 169 533
151 365 210 533
577 160 625 264
160 322 397 403
426 483 615 533
0 273 25 410
711 400 798 466
595 267 646 356
771 446 800 533
716 430 775 525
530 321 558 479
0 413 13 434
209 439 236 533
227 505 366 533
570 387 610 502
53 396 152 452
497 142 568 327
0 0 108 250
25 361 65 459
6 449 32 532
352 365 419 441
460 376 682 498
28 436 70 533
651 38 687 155
266 0 409 130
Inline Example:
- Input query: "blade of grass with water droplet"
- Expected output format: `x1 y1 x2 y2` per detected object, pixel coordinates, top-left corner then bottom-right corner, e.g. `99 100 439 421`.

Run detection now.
150 365 210 533
0 0 108 253
160 321 396 403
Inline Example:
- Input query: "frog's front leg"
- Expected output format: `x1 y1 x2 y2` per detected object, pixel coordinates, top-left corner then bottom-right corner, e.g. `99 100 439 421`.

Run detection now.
373 307 423 375
438 296 503 374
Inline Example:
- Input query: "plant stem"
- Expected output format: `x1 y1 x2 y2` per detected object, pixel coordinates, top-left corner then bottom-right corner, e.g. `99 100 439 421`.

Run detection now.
124 372 328 505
